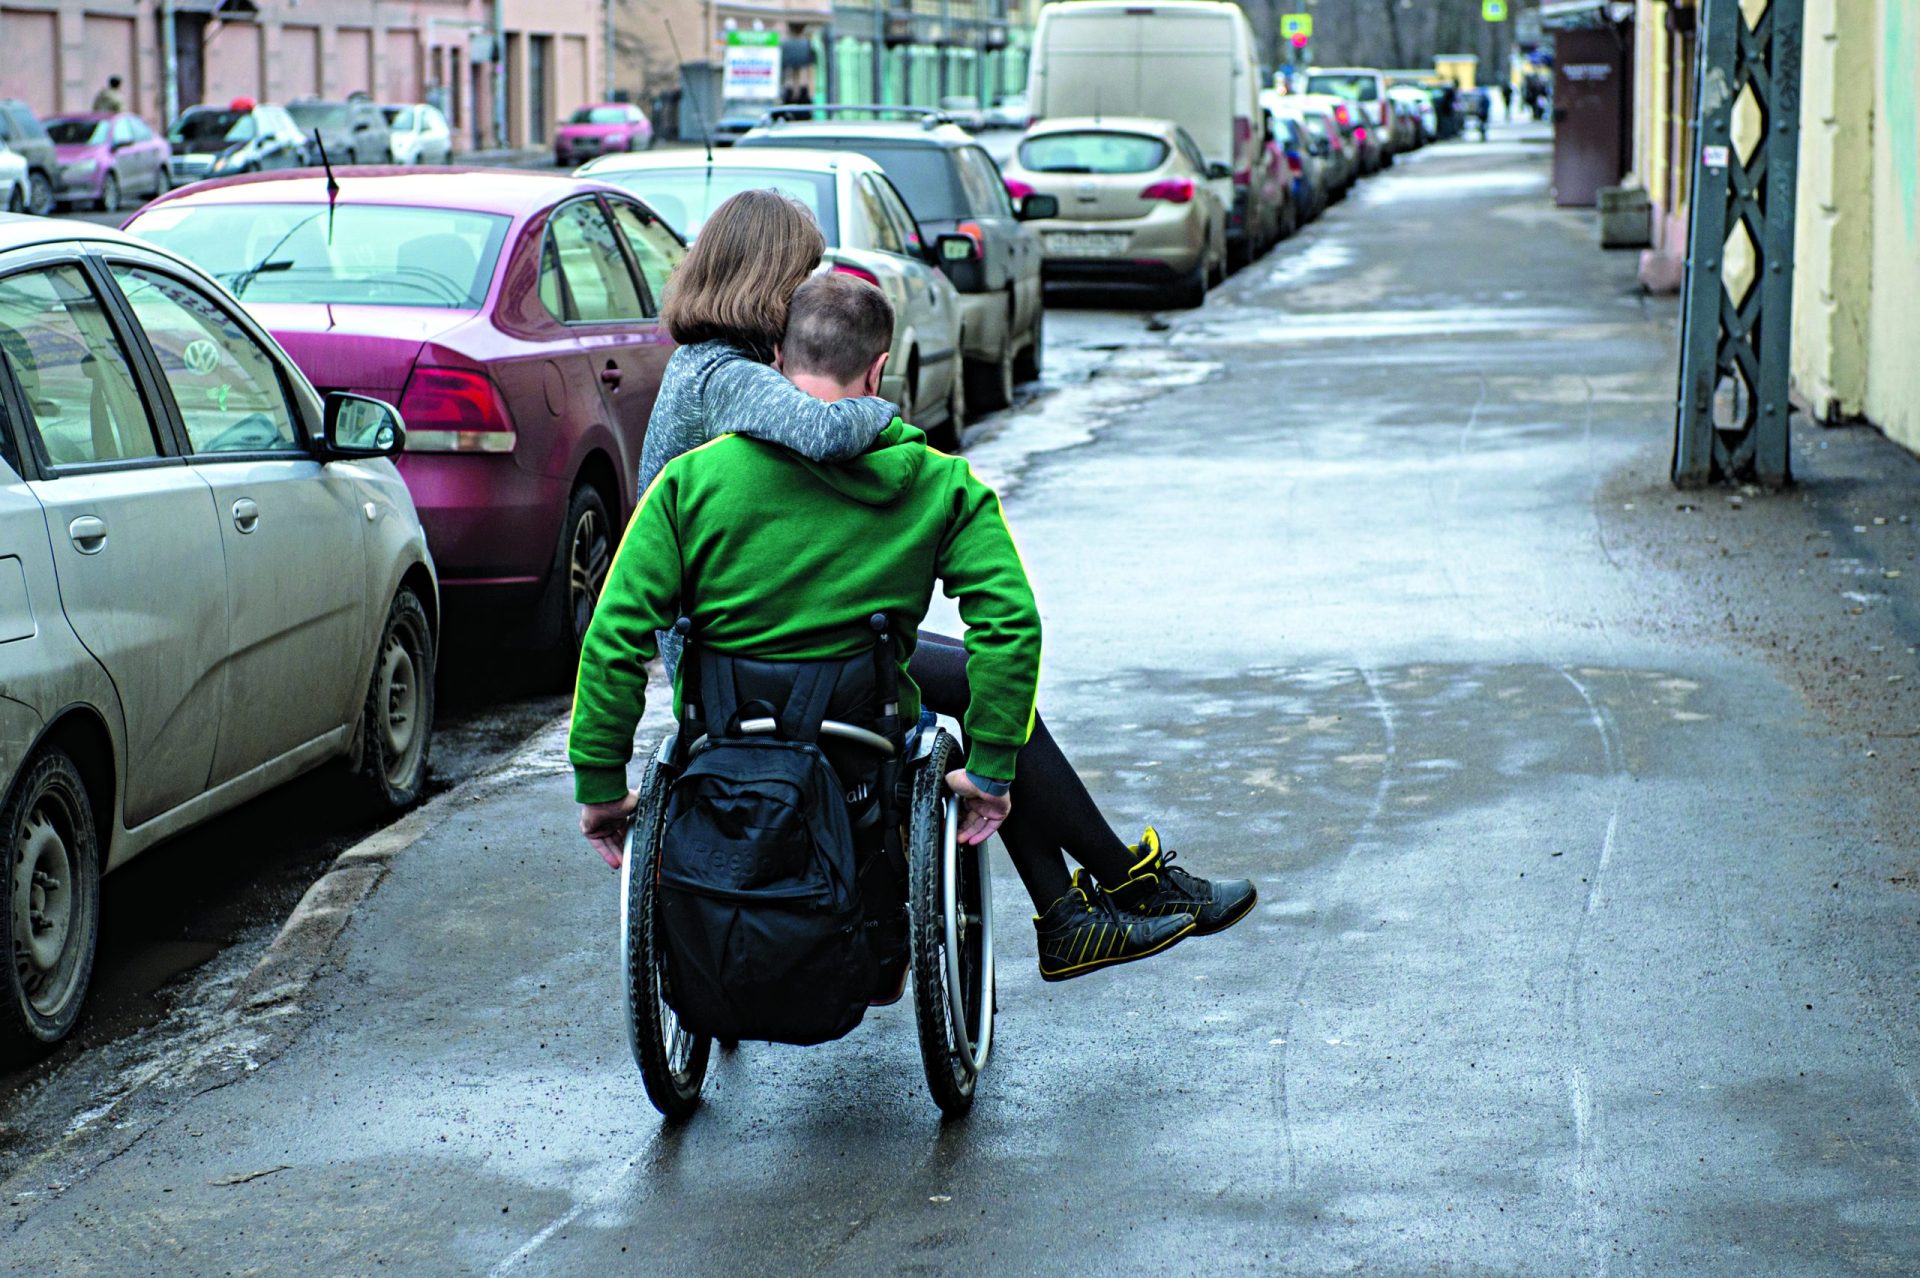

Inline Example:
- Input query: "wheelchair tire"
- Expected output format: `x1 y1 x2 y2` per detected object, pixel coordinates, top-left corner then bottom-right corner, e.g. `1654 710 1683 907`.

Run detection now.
907 730 995 1118
622 754 711 1120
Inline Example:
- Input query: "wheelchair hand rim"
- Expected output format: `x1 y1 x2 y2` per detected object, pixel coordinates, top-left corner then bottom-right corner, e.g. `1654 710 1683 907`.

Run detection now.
941 793 994 1075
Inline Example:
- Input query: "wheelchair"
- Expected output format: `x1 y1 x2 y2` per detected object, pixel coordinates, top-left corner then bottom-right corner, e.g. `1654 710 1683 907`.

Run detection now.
620 616 996 1120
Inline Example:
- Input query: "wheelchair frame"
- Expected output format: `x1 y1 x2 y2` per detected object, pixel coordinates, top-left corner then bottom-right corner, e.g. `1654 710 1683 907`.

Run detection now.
620 619 996 1120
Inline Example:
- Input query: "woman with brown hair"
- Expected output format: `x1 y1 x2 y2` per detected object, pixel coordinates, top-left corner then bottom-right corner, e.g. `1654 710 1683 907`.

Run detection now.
624 190 1254 979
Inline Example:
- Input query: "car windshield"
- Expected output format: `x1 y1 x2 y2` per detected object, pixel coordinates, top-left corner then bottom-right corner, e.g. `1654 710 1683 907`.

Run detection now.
169 109 254 148
47 119 109 146
1019 132 1168 175
744 137 967 221
126 202 512 308
1305 74 1380 102
592 167 837 242
288 103 349 130
573 107 628 124
383 106 414 128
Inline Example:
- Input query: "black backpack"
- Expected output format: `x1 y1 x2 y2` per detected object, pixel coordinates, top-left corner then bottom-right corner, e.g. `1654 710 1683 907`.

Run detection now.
655 648 897 1046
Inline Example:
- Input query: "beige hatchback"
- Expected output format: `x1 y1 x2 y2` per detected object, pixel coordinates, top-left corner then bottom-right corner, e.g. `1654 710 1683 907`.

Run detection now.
1004 116 1229 308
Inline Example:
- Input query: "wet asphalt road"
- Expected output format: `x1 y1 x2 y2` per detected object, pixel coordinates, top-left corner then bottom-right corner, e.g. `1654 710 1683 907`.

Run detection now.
5 125 1919 1274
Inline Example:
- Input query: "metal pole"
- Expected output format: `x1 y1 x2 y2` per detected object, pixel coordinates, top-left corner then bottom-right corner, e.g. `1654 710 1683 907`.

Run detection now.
492 0 507 148
604 0 616 99
873 4 885 104
161 0 179 123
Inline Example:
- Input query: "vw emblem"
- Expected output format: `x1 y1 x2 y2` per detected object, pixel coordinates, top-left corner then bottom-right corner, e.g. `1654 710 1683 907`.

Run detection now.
182 339 222 375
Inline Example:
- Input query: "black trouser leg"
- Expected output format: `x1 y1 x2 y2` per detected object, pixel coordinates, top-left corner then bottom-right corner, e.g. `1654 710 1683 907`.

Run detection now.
907 631 1135 911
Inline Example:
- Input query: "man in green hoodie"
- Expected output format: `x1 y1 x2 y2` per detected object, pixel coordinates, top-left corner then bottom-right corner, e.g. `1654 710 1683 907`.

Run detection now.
570 273 1199 977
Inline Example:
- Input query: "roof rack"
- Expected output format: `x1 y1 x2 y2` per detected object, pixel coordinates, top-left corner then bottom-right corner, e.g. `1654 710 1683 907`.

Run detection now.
758 104 956 129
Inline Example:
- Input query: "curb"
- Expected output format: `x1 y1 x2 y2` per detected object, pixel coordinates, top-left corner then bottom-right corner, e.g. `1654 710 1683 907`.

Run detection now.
227 714 571 1015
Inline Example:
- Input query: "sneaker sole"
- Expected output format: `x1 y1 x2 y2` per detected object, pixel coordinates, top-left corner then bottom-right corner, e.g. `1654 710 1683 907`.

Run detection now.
1037 917 1198 982
1194 886 1258 937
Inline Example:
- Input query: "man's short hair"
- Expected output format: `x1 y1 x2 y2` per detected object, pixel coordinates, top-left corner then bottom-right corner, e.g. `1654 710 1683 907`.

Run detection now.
783 274 895 383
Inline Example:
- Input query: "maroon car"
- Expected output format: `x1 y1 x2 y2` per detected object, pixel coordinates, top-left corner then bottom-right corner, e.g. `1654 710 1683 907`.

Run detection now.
48 112 172 212
554 103 654 166
123 168 685 657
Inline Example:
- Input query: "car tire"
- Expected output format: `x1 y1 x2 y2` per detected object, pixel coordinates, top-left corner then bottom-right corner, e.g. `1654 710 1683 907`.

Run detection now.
1013 308 1043 385
557 483 613 667
5 184 22 214
1 747 100 1060
356 587 435 809
1170 259 1207 309
97 173 120 214
25 170 54 217
152 163 170 197
931 359 965 451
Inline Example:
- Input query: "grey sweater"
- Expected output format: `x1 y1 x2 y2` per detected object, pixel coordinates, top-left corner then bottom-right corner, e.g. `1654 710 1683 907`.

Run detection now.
638 340 898 672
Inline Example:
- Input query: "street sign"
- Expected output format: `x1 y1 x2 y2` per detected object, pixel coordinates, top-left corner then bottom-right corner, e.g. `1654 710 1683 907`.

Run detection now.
1280 13 1313 39
1482 0 1508 20
722 30 781 103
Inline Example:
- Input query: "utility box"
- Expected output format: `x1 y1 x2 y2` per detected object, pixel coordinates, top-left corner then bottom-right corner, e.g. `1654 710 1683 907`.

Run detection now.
1597 184 1652 247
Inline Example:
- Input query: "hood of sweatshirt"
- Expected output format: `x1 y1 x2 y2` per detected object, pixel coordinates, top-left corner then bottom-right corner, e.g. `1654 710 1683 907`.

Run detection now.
796 417 926 508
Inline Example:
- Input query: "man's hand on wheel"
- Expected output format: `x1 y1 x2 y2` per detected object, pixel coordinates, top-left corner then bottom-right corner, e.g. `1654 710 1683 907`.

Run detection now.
945 770 1010 845
580 791 639 870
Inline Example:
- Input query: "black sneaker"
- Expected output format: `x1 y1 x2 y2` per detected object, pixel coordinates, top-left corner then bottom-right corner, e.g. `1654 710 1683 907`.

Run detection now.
1107 827 1257 936
1033 870 1196 982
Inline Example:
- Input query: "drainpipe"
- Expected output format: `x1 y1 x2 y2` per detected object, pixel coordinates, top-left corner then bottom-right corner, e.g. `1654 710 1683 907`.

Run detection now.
603 0 615 98
492 0 507 147
161 0 179 123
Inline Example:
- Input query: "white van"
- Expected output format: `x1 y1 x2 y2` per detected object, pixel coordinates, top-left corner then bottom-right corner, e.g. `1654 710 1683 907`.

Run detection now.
1027 0 1281 265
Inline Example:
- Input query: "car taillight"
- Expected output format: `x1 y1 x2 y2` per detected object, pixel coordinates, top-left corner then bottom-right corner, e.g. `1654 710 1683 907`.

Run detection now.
1004 176 1035 200
1355 126 1369 144
1139 177 1195 203
1286 152 1304 178
832 261 881 287
398 366 516 453
956 220 987 252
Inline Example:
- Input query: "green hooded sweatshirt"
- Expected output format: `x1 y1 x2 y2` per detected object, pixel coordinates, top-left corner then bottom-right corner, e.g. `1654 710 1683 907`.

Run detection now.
569 419 1041 804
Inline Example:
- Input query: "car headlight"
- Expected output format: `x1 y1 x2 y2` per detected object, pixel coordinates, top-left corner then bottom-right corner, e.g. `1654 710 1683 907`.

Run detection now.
62 160 98 181
209 149 244 173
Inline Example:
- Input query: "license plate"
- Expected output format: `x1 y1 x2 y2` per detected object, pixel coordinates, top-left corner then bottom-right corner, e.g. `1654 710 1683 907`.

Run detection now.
1044 232 1129 257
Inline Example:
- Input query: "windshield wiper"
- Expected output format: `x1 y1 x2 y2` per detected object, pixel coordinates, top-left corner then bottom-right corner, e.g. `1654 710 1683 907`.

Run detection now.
226 210 326 297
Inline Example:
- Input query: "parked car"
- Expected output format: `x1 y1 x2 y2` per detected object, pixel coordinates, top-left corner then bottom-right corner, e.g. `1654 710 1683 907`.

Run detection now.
1266 109 1325 225
580 146 970 442
938 96 986 131
288 97 392 165
984 94 1030 130
1025 0 1283 267
554 103 653 165
165 101 308 184
1287 95 1360 196
0 100 59 215
1387 85 1435 149
737 106 1051 411
47 113 171 212
1304 68 1394 171
0 213 436 1055
383 103 453 165
1002 117 1227 308
0 147 26 213
125 169 686 659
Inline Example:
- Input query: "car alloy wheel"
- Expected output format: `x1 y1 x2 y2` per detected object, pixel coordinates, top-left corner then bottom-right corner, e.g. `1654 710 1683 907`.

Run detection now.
2 749 99 1055
25 171 53 217
98 173 120 214
567 492 612 653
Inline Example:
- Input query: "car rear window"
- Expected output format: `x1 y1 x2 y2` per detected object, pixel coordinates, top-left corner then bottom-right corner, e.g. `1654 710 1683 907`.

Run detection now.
288 103 349 130
743 137 968 222
1018 132 1169 175
1305 74 1380 102
125 202 512 308
170 109 253 148
573 107 630 124
592 167 836 242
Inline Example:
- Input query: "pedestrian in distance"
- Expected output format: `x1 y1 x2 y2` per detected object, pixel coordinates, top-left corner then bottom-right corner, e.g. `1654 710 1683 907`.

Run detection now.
91 76 124 114
579 189 1257 980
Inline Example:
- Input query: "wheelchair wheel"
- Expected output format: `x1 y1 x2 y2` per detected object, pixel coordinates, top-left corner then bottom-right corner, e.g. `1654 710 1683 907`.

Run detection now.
908 730 995 1118
622 753 710 1120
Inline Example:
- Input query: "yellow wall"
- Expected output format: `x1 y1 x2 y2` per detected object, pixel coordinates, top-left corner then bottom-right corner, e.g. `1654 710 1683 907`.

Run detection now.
1863 0 1920 449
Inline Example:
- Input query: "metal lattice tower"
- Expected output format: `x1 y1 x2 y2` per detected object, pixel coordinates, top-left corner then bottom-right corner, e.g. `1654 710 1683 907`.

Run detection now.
1671 0 1805 489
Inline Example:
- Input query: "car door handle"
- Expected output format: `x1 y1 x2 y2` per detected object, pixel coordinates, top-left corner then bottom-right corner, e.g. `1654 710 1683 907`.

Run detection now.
68 515 107 555
232 498 260 534
600 362 623 388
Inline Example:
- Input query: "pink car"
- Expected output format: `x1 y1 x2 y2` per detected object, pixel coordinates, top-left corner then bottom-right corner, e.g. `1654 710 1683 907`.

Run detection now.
554 103 654 165
47 112 171 212
124 167 686 659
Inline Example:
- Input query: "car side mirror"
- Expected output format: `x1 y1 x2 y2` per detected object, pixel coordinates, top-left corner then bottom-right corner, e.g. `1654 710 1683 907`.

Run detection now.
1205 160 1232 180
1015 192 1059 221
322 392 405 458
934 233 987 294
111 138 132 152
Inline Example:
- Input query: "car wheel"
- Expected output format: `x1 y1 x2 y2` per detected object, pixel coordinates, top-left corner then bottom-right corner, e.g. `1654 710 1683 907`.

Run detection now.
152 163 170 197
560 484 613 663
1 747 100 1060
356 586 435 809
5 184 22 214
1170 258 1207 309
931 358 965 451
1013 308 1043 384
25 170 54 217
97 173 120 214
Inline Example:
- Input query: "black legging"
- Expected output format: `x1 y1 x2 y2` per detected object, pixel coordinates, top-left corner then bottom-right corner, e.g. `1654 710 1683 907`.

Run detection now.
907 631 1134 910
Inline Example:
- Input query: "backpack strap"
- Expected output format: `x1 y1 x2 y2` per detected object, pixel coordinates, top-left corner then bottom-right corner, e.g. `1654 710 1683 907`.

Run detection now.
697 646 743 740
775 659 840 743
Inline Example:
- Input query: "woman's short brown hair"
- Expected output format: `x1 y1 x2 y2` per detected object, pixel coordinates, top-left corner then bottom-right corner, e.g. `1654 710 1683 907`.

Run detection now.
659 189 824 361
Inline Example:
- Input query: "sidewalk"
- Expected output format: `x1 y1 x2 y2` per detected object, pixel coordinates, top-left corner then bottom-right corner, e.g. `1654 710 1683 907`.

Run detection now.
4 126 1917 1275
